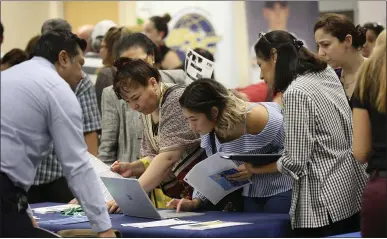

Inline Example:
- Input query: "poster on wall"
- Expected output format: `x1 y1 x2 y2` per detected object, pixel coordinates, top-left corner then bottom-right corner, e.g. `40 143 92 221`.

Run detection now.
245 1 320 83
135 2 241 88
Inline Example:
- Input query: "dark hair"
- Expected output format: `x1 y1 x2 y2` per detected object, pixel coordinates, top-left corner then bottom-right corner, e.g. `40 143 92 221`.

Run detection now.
192 48 215 79
1 48 28 67
193 48 214 62
255 30 327 93
34 30 86 64
113 57 161 99
25 35 41 59
314 13 366 49
179 78 228 119
41 18 72 34
0 22 3 44
363 22 385 37
149 14 171 39
103 27 131 65
264 1 288 8
179 78 248 138
115 32 160 63
0 21 3 37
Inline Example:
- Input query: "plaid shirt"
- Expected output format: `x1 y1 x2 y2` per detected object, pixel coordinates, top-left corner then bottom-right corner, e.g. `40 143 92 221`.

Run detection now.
33 74 101 185
277 67 368 229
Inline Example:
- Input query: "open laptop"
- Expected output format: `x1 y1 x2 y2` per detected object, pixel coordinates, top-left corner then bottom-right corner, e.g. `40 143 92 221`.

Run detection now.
101 177 204 219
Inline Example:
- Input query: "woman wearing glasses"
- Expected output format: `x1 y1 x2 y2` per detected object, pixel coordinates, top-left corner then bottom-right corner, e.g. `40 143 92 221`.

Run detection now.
245 30 368 237
106 57 205 213
95 27 130 113
314 14 367 106
97 33 190 209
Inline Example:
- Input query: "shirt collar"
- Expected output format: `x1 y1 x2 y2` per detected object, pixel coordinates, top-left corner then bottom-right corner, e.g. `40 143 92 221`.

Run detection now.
31 56 56 71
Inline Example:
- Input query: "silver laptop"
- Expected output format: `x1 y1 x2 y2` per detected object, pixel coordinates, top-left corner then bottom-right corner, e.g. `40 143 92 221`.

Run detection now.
101 177 204 219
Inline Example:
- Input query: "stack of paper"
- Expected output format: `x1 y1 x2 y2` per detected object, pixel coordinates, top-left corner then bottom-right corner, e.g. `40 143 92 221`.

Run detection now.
184 152 251 204
88 153 124 202
121 219 197 228
171 220 252 230
38 216 89 225
33 204 80 214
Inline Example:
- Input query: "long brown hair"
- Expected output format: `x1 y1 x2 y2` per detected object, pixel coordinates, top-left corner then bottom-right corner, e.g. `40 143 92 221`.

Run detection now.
354 30 386 113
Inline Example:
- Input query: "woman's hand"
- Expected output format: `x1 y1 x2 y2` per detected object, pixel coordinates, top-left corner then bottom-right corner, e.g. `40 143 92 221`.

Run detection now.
226 164 253 181
111 161 135 178
166 198 201 212
106 200 121 214
30 216 39 228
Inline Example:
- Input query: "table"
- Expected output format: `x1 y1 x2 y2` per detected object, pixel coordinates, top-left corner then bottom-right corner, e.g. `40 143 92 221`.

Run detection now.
32 203 292 238
329 232 361 238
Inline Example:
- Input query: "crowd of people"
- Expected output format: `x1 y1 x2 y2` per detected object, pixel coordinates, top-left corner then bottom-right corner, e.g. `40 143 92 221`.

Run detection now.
0 7 386 238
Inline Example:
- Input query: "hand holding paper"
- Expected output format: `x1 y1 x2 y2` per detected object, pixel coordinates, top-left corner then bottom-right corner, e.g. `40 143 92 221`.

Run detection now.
184 153 251 204
225 164 253 181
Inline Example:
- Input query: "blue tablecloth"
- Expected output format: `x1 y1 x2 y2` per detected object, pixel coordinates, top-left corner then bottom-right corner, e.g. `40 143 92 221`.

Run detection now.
329 232 361 237
32 203 292 238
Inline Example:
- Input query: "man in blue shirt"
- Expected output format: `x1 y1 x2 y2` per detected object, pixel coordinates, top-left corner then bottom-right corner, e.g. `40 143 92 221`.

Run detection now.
28 18 102 204
0 30 114 237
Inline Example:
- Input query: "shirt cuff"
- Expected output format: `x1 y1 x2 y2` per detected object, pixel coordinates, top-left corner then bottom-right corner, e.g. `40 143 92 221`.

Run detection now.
26 204 33 217
89 209 112 233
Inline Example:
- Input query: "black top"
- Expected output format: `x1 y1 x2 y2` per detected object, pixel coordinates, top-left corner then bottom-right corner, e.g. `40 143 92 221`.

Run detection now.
351 91 386 173
155 44 171 69
335 68 353 109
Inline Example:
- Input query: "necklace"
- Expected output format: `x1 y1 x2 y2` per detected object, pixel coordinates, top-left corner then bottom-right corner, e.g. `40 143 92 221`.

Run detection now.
341 72 356 89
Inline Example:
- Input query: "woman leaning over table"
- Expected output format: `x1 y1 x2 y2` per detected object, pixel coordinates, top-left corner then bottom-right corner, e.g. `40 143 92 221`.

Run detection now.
352 30 386 238
106 57 206 213
245 30 368 238
167 78 292 213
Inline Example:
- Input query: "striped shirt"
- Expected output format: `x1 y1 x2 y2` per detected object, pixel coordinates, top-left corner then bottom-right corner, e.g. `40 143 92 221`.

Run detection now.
194 102 292 201
276 66 368 229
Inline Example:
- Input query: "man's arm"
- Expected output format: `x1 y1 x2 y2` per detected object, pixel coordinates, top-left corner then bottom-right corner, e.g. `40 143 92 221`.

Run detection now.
76 75 101 157
84 131 99 156
47 84 111 233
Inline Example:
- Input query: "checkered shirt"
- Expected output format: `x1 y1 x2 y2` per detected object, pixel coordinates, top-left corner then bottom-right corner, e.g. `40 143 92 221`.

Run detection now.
33 73 101 185
276 67 368 229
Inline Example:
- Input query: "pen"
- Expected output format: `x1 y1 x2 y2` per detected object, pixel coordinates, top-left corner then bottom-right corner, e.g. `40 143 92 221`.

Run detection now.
111 160 120 169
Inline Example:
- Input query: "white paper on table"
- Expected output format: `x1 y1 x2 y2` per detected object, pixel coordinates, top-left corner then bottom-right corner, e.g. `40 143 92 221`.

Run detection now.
121 219 198 228
32 204 79 214
87 153 123 202
171 220 252 230
184 152 251 205
184 48 215 81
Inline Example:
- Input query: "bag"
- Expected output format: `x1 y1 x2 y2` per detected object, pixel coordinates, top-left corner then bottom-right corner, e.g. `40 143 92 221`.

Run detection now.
201 132 244 212
158 84 207 200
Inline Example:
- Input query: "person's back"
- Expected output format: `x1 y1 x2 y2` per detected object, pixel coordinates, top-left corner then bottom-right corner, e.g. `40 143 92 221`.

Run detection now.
1 58 76 186
1 30 115 238
283 66 368 228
